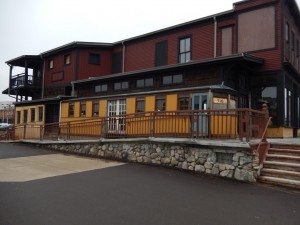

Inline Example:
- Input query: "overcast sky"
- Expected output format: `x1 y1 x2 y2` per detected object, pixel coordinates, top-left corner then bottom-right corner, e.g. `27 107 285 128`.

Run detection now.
0 0 299 101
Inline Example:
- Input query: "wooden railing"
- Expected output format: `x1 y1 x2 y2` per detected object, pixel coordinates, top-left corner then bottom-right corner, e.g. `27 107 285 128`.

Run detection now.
1 108 268 142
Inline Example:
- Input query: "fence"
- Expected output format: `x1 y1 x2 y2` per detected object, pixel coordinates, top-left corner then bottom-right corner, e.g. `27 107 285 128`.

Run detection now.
1 108 268 142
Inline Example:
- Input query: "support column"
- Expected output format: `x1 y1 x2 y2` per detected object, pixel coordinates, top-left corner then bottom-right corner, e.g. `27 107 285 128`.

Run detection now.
9 65 13 96
25 60 28 86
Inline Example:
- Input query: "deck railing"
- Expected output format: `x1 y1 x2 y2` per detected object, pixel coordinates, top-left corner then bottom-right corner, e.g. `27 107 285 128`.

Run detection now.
10 73 41 88
1 108 268 142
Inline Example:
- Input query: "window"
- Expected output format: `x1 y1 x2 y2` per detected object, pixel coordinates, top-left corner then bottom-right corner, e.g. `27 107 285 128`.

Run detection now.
136 98 145 113
156 96 166 111
17 111 21 124
286 23 290 43
179 37 191 63
95 84 108 93
178 94 190 110
162 74 183 85
292 32 295 50
238 7 275 52
92 102 99 117
69 103 74 117
64 54 71 65
284 88 292 127
80 102 86 117
155 40 168 67
221 27 233 56
24 110 28 124
49 59 54 69
38 107 43 122
136 78 153 88
30 108 35 122
112 52 122 74
89 53 100 65
296 40 299 57
114 81 128 90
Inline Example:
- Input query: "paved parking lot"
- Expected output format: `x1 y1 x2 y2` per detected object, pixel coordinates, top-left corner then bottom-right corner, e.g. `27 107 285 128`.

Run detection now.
0 142 299 225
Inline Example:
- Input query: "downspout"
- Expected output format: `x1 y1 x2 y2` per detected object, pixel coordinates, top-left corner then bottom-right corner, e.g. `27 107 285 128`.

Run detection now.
214 16 217 58
71 81 75 96
59 97 62 123
41 58 46 99
122 41 126 73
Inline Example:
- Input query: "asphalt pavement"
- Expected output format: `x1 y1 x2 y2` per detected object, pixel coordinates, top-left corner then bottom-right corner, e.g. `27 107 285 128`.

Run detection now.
0 142 299 225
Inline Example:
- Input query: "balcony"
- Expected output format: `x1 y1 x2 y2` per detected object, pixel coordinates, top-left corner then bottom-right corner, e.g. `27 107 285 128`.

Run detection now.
11 73 41 88
3 55 42 101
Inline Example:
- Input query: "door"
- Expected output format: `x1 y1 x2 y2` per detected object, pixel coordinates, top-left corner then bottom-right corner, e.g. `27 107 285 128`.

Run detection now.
107 99 126 133
192 93 208 136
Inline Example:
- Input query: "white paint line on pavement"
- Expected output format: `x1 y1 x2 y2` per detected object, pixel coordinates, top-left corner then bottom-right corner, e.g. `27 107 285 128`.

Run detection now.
0 154 125 182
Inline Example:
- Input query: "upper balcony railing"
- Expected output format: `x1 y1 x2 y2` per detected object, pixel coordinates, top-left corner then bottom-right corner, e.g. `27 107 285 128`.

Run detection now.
10 73 41 89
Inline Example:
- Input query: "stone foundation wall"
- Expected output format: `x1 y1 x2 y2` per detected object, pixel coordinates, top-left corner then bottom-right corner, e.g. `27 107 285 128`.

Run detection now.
43 141 260 182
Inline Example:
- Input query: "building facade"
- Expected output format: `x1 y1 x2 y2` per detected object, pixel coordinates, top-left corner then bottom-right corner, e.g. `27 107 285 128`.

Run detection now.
3 0 300 138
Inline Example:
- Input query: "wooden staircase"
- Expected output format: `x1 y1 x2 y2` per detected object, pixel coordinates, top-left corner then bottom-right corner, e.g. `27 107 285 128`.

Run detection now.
259 143 300 189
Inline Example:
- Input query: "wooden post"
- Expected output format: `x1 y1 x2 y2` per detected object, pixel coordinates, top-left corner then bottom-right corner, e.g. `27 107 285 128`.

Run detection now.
262 103 268 142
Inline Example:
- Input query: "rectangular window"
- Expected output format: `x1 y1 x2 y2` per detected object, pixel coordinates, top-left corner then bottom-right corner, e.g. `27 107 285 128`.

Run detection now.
238 7 275 52
64 54 71 65
284 88 292 127
178 94 190 110
221 27 233 56
156 96 166 111
155 40 168 67
114 81 128 90
89 53 100 65
292 32 295 50
69 103 74 117
92 102 99 117
179 37 191 63
80 102 86 117
95 84 108 93
30 108 35 122
162 74 183 85
112 52 122 74
17 111 21 124
286 23 290 43
49 59 54 69
136 78 153 88
136 98 145 113
38 107 43 122
297 40 299 57
24 110 28 124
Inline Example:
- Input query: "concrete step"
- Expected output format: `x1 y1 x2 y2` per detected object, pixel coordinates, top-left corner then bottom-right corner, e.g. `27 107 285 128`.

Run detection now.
270 144 300 150
258 176 300 189
268 148 300 157
265 154 300 163
263 161 300 172
261 168 300 181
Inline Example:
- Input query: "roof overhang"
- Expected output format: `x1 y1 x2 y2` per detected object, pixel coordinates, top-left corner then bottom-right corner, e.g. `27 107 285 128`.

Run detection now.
40 41 114 58
73 53 264 85
6 55 42 68
13 96 75 107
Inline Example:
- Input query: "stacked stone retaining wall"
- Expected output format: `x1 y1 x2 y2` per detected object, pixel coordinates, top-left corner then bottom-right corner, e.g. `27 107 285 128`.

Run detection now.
43 140 260 182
